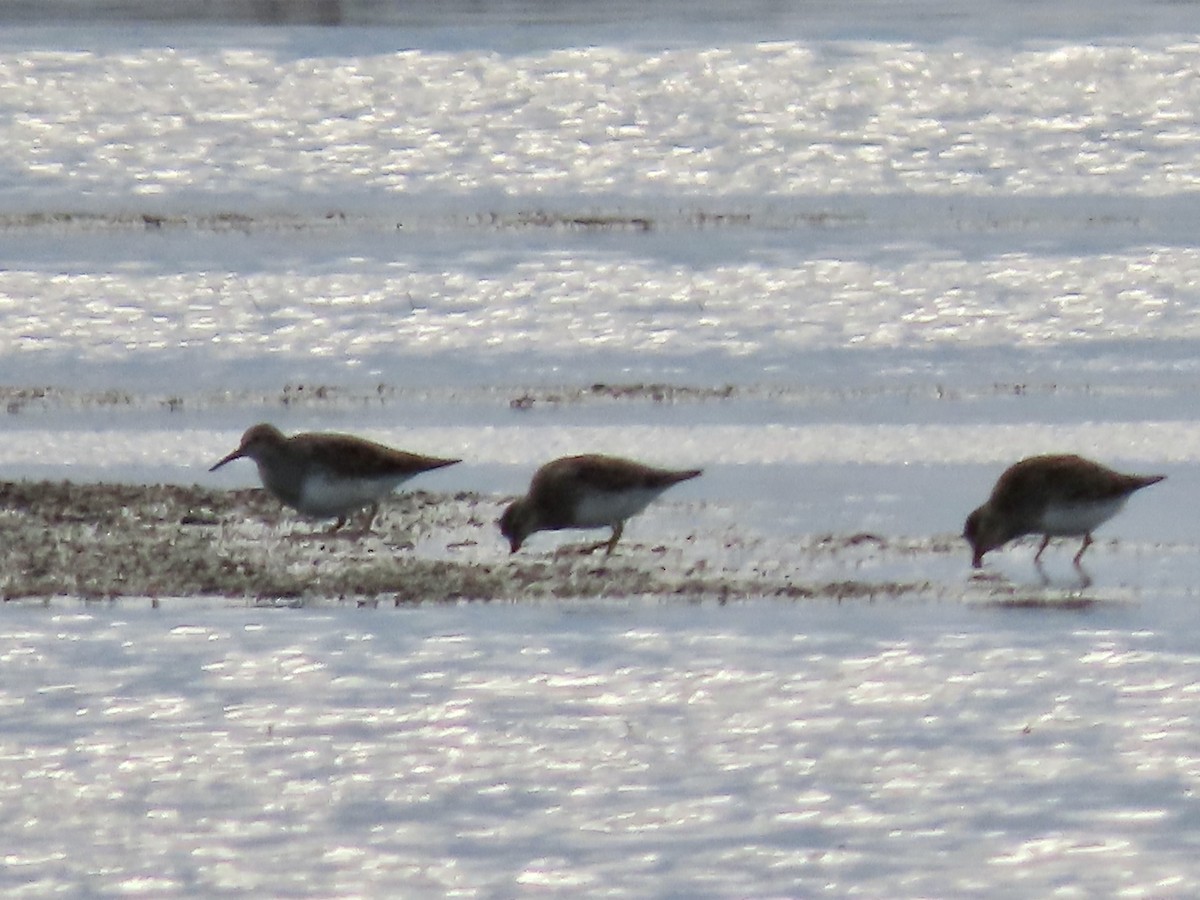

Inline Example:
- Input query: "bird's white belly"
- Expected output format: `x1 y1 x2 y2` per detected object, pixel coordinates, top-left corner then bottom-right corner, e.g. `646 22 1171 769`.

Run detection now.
1038 497 1126 536
297 473 403 517
572 488 662 527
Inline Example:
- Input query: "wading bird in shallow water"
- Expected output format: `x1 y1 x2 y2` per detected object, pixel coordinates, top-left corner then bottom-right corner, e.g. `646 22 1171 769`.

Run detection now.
210 423 459 533
963 454 1164 569
499 454 702 554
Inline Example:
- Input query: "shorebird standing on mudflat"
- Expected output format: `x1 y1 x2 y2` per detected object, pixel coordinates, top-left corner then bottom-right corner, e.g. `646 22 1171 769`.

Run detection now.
499 453 702 555
210 423 460 533
963 453 1164 570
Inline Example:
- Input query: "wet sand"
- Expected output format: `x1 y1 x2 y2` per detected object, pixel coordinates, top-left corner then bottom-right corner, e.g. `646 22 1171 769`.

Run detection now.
0 480 935 604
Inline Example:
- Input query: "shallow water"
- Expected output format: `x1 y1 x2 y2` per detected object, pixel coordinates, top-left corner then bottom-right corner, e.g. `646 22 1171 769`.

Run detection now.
3 599 1200 897
4 1 1200 895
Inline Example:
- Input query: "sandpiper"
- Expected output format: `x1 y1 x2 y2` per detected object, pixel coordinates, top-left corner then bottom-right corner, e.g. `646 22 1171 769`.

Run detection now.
210 423 460 533
499 454 702 554
963 454 1164 569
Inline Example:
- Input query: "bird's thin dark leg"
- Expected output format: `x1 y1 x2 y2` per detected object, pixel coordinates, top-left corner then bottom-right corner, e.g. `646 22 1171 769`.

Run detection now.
1033 535 1051 563
572 523 626 556
1072 533 1094 567
604 522 624 556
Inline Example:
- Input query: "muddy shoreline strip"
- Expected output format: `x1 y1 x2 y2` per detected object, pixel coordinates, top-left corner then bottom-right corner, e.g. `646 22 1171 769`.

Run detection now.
0 480 933 604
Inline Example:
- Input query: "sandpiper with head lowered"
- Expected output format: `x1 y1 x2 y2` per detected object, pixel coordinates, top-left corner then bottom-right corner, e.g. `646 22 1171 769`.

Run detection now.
210 423 460 533
963 453 1164 569
499 453 702 555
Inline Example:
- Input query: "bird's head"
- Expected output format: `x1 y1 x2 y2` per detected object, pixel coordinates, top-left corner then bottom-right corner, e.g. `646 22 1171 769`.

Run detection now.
209 423 287 472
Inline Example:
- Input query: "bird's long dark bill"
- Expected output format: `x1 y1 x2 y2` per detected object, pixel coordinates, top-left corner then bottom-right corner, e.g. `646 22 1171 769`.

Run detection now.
209 450 243 472
971 550 984 568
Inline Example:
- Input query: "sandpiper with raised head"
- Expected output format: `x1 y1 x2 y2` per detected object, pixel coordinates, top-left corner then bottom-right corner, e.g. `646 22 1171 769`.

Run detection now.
499 453 702 554
210 423 460 533
963 454 1164 569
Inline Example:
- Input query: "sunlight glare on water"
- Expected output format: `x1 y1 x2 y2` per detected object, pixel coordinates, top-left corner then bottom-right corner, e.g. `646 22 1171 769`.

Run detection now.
5 245 1200 387
2 603 1198 896
5 40 1200 200
5 3 1200 896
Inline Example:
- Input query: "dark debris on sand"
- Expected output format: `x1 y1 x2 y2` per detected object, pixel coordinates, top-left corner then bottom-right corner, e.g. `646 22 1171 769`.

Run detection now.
0 480 932 604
